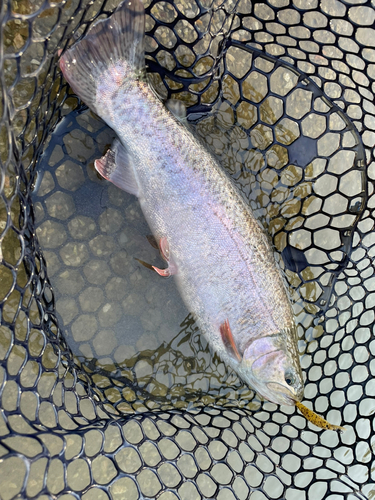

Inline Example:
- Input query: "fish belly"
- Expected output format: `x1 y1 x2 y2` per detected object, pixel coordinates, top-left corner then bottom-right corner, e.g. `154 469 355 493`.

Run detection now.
107 86 293 363
58 0 303 403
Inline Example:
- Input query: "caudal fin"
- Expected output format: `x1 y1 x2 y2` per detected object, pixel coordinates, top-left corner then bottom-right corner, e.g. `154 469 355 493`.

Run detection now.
59 0 144 114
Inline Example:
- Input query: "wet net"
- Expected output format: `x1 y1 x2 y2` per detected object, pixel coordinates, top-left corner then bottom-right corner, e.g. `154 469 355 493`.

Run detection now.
0 0 374 499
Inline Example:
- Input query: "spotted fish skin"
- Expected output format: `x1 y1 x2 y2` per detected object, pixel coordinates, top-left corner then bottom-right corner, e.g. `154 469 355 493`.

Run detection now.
59 0 304 406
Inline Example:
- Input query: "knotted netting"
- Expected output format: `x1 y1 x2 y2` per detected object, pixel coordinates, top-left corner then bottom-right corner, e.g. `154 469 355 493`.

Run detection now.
0 0 374 499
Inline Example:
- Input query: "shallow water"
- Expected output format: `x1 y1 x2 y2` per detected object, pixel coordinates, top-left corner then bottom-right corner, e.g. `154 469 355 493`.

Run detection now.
33 107 260 412
31 40 367 412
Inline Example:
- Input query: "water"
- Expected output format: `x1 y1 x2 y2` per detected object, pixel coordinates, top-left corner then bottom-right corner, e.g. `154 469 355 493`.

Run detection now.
33 106 257 412
32 42 365 414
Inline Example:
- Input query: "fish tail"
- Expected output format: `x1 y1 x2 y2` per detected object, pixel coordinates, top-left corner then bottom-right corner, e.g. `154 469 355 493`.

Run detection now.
59 0 144 114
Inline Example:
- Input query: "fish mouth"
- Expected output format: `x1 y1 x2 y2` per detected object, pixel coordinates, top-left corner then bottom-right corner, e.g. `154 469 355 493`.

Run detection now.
265 382 298 406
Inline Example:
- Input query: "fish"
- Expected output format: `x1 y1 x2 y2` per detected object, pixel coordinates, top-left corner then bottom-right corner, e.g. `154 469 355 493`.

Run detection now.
59 0 304 407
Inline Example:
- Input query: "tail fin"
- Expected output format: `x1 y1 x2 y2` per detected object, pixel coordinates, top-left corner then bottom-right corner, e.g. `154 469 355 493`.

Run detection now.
59 0 144 114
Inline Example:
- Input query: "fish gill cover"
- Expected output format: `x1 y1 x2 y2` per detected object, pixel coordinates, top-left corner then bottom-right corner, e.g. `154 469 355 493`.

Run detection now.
0 0 374 499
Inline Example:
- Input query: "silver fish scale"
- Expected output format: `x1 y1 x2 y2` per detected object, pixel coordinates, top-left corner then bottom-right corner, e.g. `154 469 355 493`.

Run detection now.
107 77 298 368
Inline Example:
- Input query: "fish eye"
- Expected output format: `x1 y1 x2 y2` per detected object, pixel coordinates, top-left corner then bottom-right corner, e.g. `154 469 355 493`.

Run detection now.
285 372 296 387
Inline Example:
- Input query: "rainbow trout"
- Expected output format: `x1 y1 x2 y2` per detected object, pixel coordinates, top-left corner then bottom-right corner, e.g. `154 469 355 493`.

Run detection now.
60 0 304 406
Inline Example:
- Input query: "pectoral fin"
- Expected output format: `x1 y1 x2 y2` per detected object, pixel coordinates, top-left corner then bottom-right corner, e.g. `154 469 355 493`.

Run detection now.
220 319 241 362
95 139 139 196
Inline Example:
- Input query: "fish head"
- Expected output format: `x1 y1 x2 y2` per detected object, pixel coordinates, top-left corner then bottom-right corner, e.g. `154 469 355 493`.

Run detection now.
241 334 304 406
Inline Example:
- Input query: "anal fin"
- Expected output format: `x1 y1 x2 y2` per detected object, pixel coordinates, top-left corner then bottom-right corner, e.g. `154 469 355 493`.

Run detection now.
95 139 139 197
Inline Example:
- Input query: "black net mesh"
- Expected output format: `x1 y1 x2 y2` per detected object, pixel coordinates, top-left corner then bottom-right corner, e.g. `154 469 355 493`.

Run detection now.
0 0 374 499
